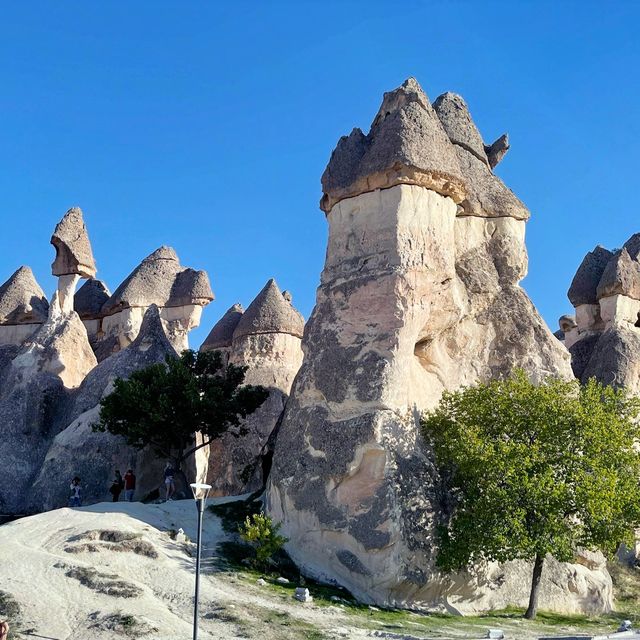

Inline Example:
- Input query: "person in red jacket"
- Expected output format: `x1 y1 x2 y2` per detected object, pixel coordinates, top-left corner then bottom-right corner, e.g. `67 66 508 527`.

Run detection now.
124 469 136 502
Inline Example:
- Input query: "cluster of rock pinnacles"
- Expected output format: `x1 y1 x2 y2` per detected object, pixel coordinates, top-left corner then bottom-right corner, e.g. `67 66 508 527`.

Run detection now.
0 78 632 615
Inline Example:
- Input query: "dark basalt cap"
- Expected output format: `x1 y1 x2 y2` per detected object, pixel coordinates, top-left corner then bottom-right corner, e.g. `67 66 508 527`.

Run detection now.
567 245 614 306
233 279 304 340
200 303 244 351
0 266 49 325
74 279 111 320
596 248 640 301
320 78 466 213
51 207 97 278
433 92 528 220
101 246 214 316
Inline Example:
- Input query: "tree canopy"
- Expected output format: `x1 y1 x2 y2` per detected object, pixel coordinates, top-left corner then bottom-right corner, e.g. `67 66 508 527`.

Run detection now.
94 349 269 467
421 370 640 619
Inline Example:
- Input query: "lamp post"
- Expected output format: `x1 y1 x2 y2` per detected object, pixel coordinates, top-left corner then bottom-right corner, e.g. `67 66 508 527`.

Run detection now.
190 482 212 640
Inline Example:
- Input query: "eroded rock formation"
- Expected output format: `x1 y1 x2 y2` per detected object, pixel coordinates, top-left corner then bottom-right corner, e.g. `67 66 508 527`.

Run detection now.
0 209 214 514
267 78 605 614
560 234 640 392
204 279 304 496
95 246 214 360
0 266 49 346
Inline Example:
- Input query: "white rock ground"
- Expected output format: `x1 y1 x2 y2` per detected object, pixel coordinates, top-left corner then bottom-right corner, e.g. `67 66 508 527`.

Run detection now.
0 498 631 640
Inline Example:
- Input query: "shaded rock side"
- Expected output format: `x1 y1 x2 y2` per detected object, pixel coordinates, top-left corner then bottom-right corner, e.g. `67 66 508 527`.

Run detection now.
567 245 614 307
0 266 49 346
28 306 181 512
74 279 111 320
267 80 592 615
51 207 97 278
206 281 304 496
0 297 97 514
596 248 640 301
200 303 244 361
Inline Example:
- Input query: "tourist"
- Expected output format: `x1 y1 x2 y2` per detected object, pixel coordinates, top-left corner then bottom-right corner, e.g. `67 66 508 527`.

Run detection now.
109 470 124 502
0 620 8 640
164 462 175 501
124 469 136 502
69 477 81 507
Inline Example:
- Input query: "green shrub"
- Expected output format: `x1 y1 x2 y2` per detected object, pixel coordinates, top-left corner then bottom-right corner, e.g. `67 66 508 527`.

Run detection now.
238 512 287 569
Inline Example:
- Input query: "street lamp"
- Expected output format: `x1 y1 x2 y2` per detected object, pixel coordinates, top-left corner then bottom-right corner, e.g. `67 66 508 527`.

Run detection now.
190 482 212 640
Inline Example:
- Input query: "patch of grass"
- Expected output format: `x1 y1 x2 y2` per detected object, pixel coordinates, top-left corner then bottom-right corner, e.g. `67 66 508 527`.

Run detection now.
208 491 263 533
609 559 640 619
88 611 157 637
61 564 142 598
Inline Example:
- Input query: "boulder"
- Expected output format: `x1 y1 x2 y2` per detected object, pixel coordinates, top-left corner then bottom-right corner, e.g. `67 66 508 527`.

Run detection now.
74 278 111 320
0 266 49 346
568 246 614 307
596 248 640 301
205 280 304 496
267 78 600 615
50 207 97 279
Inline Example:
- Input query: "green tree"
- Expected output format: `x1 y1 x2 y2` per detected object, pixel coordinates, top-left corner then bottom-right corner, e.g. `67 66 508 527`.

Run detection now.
239 512 288 569
421 370 640 619
94 350 269 474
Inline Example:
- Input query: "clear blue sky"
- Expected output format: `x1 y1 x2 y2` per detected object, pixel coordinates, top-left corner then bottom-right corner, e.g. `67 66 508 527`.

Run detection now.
1 2 638 347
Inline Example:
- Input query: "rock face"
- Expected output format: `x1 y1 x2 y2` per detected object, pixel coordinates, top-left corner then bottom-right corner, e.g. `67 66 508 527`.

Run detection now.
0 210 215 515
267 78 603 615
95 247 214 359
28 306 180 511
0 266 49 346
205 280 304 496
561 235 640 393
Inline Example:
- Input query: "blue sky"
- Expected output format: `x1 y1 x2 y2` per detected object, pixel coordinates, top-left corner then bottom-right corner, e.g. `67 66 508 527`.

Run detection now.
0 2 638 347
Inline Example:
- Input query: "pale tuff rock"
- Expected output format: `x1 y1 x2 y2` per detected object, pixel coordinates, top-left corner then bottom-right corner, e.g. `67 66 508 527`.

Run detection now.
0 266 49 346
200 303 244 358
205 280 304 496
97 246 214 357
28 305 182 511
267 80 596 615
51 207 97 278
320 78 466 213
563 235 640 389
432 92 529 220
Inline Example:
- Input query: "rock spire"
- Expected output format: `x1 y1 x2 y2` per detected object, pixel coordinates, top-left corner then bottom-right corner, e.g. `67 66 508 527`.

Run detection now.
50 207 96 278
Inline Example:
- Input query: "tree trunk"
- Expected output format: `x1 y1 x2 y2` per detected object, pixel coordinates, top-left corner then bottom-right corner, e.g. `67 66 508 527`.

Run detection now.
524 553 545 619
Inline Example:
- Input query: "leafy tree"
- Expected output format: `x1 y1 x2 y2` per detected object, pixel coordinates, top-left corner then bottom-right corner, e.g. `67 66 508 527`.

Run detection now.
239 512 288 569
421 370 640 619
94 350 269 472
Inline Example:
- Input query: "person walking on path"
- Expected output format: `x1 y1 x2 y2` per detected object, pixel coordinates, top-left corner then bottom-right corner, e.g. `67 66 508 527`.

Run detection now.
0 620 9 640
164 462 175 501
124 469 136 502
109 470 124 502
69 477 81 507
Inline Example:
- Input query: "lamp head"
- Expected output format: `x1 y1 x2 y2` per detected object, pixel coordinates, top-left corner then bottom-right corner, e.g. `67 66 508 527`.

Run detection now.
190 482 212 501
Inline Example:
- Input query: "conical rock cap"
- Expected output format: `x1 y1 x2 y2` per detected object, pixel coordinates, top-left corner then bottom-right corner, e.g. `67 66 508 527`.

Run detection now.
201 304 244 351
0 266 49 325
233 279 304 340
